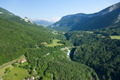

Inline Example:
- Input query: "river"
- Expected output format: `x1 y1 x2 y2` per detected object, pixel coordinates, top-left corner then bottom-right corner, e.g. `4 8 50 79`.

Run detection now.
67 48 76 60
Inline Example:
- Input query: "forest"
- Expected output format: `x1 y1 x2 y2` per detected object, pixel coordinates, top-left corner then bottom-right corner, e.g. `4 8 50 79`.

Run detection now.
0 17 52 65
1 7 120 80
24 45 99 80
65 26 120 80
0 11 99 80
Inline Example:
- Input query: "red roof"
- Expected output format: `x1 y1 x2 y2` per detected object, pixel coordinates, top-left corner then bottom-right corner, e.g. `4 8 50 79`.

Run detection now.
20 59 26 63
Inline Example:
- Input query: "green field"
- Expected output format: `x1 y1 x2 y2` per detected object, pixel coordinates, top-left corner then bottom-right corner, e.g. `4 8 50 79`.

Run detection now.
0 65 12 79
4 67 29 80
110 36 120 39
0 55 25 79
45 39 64 47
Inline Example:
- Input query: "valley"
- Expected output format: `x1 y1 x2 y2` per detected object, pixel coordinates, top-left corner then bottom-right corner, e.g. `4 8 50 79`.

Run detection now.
0 2 120 80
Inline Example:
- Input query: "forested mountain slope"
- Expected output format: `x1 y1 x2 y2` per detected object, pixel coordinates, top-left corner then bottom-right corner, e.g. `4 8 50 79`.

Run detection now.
24 45 99 80
49 2 120 31
65 25 120 80
0 7 99 80
0 8 52 65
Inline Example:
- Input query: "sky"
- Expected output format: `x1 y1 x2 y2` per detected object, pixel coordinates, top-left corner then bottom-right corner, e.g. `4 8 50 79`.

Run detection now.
0 0 120 22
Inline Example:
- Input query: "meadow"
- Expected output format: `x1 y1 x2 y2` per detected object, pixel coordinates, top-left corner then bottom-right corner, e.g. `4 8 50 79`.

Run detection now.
110 36 120 39
0 65 12 79
0 55 25 79
45 39 64 47
4 67 29 80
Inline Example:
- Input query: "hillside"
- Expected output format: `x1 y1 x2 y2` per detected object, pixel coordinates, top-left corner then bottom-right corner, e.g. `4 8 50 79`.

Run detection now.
1 2 120 79
65 24 120 80
49 2 120 31
0 7 100 80
0 8 53 65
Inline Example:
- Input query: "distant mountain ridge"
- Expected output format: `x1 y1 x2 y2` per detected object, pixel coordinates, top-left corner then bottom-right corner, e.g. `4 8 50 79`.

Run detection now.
49 2 120 31
32 20 54 27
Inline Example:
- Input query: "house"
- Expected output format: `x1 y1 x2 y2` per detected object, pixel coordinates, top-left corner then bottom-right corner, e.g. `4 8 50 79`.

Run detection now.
20 59 26 63
28 77 35 80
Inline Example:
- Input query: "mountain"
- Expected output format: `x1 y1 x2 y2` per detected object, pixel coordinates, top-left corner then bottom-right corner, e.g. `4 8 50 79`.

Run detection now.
0 7 52 65
65 28 120 80
0 7 99 80
1 5 120 80
32 20 54 27
49 2 120 31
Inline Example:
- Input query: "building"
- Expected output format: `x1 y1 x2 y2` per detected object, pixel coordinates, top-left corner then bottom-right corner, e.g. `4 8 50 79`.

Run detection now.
20 59 26 63
28 77 35 80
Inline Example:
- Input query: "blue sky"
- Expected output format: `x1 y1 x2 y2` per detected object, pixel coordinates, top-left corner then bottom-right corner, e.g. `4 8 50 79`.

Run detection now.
0 0 120 22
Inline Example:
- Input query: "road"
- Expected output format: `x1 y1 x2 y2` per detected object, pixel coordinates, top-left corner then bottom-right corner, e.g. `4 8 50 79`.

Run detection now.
0 60 17 69
0 55 24 80
0 55 24 69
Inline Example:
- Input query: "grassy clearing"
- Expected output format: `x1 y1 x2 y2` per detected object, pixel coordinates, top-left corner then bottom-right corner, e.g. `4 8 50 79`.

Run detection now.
45 39 64 47
0 55 25 79
110 36 120 39
4 67 29 80
86 31 93 34
0 65 12 79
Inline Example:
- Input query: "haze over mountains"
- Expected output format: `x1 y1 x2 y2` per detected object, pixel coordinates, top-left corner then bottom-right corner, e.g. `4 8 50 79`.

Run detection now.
49 2 120 31
32 20 54 27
